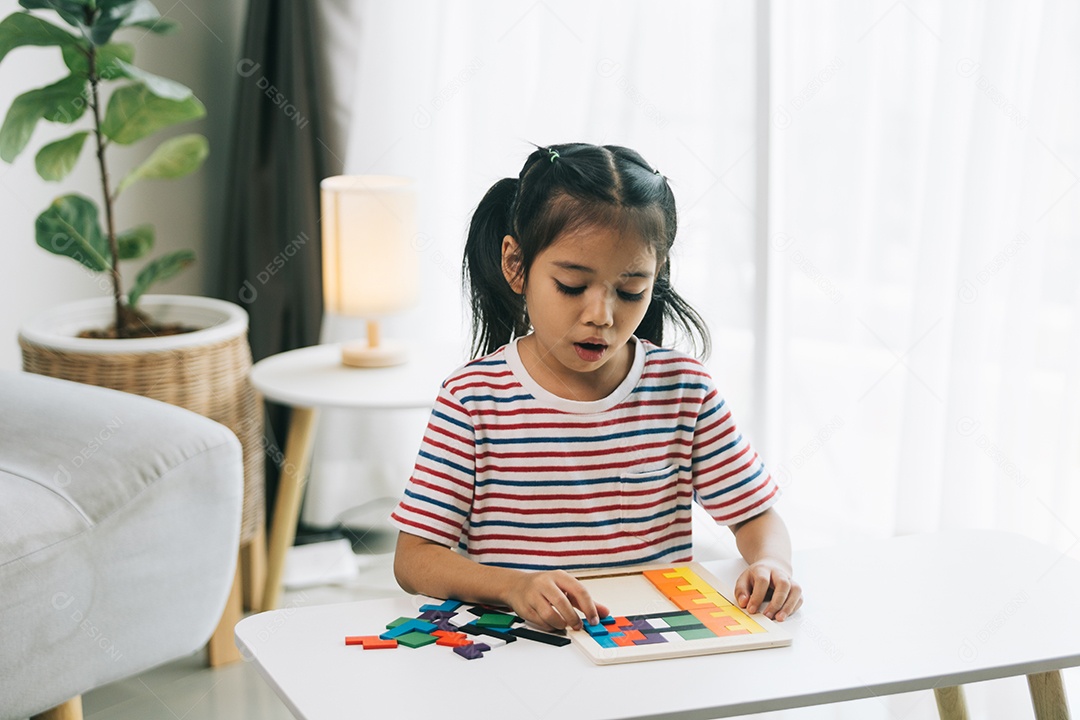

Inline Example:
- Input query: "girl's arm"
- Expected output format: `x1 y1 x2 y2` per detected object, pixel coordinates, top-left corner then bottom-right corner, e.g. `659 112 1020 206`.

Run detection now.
394 531 608 631
729 508 803 621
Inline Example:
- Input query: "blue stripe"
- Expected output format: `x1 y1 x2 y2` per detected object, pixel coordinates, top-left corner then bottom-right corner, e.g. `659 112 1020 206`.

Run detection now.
466 357 506 367
698 465 765 501
695 434 742 464
469 503 689 529
432 409 472 434
632 382 710 393
418 450 472 477
475 467 688 488
484 543 694 571
697 398 726 422
477 424 694 446
403 488 468 517
461 393 534 404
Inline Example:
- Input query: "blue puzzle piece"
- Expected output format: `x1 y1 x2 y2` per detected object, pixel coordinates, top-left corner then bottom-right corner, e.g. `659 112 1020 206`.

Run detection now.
420 599 464 613
593 635 619 648
599 615 616 625
379 618 437 640
583 621 609 637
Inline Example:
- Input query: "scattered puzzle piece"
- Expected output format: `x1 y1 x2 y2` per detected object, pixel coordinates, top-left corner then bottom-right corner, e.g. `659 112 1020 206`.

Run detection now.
420 599 464 613
396 630 439 648
380 618 437 640
475 613 516 629
453 642 491 659
508 627 571 647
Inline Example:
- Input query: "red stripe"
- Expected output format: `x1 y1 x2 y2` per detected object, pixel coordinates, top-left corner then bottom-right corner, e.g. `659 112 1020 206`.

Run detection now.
476 489 691 516
414 464 473 492
390 512 460 544
641 369 709 379
474 482 684 504
706 476 775 510
475 444 690 461
695 453 760 493
424 437 473 463
428 423 473 448
694 443 752 478
465 527 692 558
474 452 677 475
696 409 733 438
474 410 698 432
434 394 472 419
410 477 471 505
710 484 778 522
447 380 521 394
466 518 686 546
452 368 513 381
468 396 700 419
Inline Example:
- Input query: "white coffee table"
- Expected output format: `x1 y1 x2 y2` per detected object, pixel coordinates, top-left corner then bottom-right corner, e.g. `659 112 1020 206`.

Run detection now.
249 341 464 612
236 530 1080 720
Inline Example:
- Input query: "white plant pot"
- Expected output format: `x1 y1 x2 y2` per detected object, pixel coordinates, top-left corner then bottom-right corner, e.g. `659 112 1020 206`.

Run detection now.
19 295 248 352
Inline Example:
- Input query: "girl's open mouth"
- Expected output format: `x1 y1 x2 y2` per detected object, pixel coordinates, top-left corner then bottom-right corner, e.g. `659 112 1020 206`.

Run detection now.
574 342 607 362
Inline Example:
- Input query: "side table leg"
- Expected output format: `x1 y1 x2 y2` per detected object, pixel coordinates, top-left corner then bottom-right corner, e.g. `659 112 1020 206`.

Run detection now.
260 407 319 612
934 685 970 720
1028 670 1071 720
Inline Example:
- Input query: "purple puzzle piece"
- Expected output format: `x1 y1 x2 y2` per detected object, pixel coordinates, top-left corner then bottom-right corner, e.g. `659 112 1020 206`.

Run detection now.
629 618 656 632
631 633 669 645
453 642 491 659
419 610 457 622
435 618 459 632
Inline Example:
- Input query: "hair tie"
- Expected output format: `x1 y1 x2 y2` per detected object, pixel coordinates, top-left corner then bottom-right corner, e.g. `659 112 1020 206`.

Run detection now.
548 148 560 163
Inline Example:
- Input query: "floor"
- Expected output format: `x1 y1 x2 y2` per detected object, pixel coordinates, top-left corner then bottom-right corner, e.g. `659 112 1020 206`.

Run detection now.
78 523 1080 720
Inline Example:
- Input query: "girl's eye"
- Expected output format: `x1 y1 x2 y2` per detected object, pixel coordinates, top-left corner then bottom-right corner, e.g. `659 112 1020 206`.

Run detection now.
618 290 647 302
554 281 585 296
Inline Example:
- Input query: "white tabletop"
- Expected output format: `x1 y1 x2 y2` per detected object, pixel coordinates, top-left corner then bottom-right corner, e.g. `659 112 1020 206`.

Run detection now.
235 530 1080 720
249 342 467 410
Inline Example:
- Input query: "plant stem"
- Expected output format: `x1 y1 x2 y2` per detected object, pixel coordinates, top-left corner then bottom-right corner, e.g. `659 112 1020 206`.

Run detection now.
88 46 125 337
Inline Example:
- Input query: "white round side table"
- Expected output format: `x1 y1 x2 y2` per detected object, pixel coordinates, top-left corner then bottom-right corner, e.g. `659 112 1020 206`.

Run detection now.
250 341 463 611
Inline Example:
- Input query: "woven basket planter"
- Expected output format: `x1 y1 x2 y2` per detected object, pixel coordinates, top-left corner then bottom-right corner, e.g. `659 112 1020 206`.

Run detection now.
19 295 265 545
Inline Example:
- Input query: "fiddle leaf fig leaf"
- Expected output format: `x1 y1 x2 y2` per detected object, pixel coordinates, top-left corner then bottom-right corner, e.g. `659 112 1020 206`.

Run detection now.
34 129 89 180
117 223 153 259
0 74 88 162
35 193 110 271
128 248 194 305
0 11 80 65
62 41 134 79
112 59 191 100
116 133 207 195
101 83 204 144
18 1 93 37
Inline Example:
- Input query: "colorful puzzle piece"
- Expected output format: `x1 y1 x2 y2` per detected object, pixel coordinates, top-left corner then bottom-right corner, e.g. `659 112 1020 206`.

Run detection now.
396 630 439 648
420 599 464 613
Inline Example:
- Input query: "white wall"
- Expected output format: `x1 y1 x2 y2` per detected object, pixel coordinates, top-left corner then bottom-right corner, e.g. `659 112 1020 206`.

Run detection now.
0 0 246 370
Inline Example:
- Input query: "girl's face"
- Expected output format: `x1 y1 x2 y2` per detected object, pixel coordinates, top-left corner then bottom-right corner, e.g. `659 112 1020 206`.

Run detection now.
502 224 658 396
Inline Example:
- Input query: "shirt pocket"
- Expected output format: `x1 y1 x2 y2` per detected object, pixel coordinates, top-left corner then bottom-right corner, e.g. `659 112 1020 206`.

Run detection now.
618 464 680 529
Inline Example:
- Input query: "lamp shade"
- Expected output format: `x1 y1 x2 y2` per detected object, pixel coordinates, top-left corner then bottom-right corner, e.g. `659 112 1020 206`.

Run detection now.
321 175 418 316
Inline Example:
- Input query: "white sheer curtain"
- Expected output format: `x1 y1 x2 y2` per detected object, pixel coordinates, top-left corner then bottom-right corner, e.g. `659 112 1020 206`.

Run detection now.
314 2 1080 716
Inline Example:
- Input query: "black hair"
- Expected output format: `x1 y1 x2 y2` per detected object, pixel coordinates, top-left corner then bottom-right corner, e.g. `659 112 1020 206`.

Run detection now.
462 142 711 359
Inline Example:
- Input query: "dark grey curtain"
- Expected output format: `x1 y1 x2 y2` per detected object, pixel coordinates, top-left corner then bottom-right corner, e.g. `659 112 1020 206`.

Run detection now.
216 0 329 526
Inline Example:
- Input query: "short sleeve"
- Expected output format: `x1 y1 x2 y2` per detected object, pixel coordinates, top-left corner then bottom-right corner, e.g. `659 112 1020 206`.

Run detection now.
691 380 780 525
389 384 476 548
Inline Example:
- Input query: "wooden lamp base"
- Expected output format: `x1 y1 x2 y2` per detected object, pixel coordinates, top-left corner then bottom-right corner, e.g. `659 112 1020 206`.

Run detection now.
340 320 407 368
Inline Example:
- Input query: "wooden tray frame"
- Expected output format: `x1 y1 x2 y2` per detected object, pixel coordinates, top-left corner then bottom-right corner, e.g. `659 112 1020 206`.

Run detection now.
568 562 792 665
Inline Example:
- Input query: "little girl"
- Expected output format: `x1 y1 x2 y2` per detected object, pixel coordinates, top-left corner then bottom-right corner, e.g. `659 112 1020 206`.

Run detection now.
391 143 801 631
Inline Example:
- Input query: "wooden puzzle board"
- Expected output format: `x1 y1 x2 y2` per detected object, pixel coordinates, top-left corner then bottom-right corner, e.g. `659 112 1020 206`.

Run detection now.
569 562 792 665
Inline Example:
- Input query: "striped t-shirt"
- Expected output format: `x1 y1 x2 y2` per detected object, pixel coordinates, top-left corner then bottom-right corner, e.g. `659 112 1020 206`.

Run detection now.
389 336 779 571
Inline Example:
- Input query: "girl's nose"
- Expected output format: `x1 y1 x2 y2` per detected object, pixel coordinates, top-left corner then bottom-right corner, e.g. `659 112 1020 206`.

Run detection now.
583 287 614 327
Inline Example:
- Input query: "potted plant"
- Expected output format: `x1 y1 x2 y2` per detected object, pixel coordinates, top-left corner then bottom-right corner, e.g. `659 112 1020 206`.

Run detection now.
1 0 206 337
3 0 264 651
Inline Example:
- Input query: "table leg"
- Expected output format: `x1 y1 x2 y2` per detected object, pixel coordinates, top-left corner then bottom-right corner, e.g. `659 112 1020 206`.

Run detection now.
1028 670 1071 720
260 407 319 612
934 685 970 720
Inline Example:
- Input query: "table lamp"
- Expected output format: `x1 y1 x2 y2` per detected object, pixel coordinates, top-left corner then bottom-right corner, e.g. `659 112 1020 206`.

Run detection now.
321 175 418 368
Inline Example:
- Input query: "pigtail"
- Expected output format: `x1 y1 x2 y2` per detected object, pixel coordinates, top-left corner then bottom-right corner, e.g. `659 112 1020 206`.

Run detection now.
463 177 527 358
635 259 712 359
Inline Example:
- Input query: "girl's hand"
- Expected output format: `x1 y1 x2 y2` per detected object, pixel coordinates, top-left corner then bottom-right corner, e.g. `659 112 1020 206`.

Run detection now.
734 559 802 622
506 569 610 631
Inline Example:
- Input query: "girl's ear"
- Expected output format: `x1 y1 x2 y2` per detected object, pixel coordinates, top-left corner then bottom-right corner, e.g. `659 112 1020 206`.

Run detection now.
501 235 525 293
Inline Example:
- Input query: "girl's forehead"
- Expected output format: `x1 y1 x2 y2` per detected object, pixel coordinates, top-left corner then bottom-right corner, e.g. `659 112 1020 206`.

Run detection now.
542 225 658 273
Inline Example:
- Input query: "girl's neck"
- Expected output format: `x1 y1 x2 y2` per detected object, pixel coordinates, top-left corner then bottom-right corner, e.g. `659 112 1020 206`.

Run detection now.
516 335 636 403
